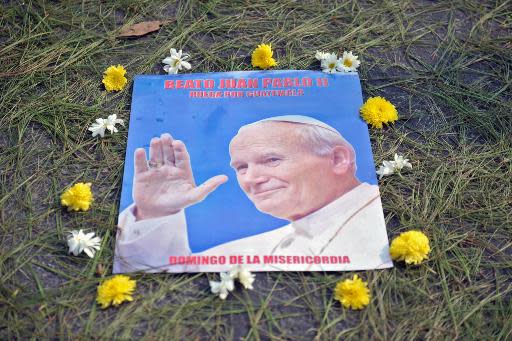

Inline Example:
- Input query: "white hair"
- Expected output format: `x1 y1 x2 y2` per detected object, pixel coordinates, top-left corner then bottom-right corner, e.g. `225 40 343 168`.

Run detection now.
293 124 357 175
295 123 355 160
238 116 357 171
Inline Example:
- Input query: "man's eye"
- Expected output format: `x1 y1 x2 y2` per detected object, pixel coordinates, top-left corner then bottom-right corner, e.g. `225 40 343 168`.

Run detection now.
266 158 281 166
236 165 247 173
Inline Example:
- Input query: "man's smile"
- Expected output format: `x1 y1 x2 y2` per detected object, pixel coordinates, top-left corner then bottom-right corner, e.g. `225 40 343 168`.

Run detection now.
251 187 285 198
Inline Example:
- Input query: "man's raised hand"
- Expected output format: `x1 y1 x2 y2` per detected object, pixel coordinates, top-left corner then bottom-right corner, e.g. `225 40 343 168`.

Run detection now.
132 133 227 220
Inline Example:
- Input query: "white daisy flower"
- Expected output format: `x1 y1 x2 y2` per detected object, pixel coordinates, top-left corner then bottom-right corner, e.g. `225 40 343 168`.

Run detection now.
393 153 412 171
321 53 341 74
376 154 412 179
376 160 396 179
104 114 124 134
209 272 235 300
67 230 101 258
315 50 330 61
88 114 124 137
162 48 191 74
339 51 360 72
229 266 255 290
88 118 108 137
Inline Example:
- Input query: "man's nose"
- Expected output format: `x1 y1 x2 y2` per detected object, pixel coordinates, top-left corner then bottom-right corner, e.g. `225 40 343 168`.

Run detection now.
242 164 269 184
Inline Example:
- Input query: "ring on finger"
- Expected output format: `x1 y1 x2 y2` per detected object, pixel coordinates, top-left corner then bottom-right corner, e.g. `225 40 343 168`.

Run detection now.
148 160 163 168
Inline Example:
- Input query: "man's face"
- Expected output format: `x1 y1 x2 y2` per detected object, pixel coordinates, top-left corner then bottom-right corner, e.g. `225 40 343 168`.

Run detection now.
229 122 334 221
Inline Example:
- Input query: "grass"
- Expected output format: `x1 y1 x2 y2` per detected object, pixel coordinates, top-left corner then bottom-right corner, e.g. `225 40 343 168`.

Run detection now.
1 0 511 339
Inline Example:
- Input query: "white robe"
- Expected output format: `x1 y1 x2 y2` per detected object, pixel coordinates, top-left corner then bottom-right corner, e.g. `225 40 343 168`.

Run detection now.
113 183 393 273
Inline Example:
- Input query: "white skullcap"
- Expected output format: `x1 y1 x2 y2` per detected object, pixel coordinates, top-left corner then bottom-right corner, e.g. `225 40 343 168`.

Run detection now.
242 115 341 135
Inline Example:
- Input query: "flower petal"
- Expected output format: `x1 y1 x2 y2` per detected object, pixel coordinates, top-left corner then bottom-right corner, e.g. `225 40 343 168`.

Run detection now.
84 247 95 258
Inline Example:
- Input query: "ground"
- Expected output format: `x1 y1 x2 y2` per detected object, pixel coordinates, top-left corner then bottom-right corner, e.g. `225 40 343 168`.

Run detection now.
0 0 511 340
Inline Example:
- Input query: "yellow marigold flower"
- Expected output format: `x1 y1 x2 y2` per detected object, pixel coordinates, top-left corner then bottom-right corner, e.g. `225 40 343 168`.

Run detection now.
359 96 398 129
102 65 128 91
60 182 93 211
390 230 431 265
251 44 277 69
96 275 136 309
334 274 371 310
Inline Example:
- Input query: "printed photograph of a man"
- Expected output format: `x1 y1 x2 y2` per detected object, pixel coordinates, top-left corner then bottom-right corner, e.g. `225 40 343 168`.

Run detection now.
114 115 392 273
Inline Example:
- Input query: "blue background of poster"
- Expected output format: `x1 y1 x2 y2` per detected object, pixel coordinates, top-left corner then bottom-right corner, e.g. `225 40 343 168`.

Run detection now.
120 71 377 252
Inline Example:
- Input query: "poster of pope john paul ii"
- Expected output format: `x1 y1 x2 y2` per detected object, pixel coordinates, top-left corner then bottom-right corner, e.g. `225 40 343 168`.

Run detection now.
114 71 393 273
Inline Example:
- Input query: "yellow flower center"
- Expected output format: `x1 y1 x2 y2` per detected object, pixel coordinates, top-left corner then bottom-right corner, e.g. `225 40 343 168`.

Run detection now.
344 59 353 67
329 62 336 69
344 288 357 298
112 74 123 82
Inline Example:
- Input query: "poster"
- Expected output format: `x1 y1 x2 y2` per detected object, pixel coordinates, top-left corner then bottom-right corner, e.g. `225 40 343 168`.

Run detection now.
114 70 393 273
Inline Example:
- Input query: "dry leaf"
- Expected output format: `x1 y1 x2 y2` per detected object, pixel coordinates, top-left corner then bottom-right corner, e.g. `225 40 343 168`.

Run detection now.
118 20 165 38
